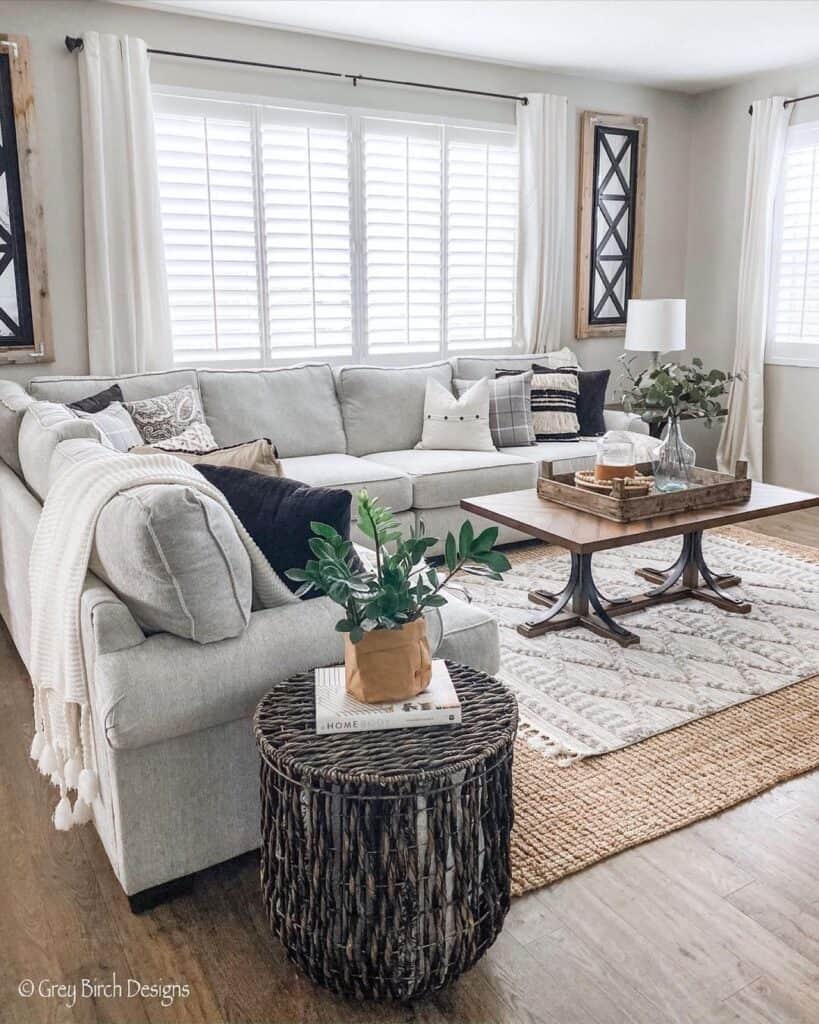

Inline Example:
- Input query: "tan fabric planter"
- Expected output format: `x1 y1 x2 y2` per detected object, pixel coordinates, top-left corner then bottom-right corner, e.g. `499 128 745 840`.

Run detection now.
345 618 432 703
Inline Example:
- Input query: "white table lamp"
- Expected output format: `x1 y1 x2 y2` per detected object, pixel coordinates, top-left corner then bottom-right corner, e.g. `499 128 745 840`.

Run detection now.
625 299 686 367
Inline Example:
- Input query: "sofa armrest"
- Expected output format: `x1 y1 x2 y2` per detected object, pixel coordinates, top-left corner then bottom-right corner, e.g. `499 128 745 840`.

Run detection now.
82 576 146 657
94 596 346 751
603 409 648 434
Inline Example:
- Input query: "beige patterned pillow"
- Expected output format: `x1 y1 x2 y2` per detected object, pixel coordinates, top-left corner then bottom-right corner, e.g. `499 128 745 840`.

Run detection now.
124 385 206 444
143 422 217 453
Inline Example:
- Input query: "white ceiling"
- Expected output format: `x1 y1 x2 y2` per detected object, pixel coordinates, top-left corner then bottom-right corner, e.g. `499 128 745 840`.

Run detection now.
116 0 819 93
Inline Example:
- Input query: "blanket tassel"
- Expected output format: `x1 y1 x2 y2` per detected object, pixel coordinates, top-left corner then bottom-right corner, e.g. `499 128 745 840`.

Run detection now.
78 768 99 804
54 796 73 831
29 731 44 762
64 756 81 790
37 742 58 777
72 797 93 826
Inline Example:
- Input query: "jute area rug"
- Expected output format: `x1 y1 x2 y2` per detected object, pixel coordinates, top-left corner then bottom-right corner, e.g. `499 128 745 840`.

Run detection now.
467 528 819 897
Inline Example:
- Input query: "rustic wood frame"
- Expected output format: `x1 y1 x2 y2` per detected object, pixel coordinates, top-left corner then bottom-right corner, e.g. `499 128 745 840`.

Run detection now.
575 111 647 340
0 34 52 364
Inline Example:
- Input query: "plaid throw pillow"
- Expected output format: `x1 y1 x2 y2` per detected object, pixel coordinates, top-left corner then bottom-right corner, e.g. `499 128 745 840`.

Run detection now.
455 372 536 448
529 365 580 442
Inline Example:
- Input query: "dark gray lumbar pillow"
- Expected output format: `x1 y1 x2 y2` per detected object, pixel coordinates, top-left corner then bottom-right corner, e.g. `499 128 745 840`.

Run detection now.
68 383 124 414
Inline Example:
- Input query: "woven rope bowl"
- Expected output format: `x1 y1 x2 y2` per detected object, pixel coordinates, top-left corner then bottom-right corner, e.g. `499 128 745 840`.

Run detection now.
574 469 654 496
253 663 518 1001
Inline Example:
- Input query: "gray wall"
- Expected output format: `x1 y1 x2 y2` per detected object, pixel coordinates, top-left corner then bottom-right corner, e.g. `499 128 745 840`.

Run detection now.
3 0 694 391
686 62 819 487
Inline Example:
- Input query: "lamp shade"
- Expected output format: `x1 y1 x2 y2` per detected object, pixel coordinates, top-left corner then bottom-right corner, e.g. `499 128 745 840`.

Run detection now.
625 299 686 353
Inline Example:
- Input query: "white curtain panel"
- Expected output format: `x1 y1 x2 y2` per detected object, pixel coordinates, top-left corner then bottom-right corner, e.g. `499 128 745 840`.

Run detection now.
717 97 791 480
78 33 172 375
514 93 568 354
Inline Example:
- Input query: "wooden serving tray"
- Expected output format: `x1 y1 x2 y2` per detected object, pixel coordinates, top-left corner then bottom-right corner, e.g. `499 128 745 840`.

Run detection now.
537 460 751 522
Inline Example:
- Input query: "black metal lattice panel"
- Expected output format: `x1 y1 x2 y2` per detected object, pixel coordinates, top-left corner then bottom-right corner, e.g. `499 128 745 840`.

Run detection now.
588 125 639 327
0 52 34 349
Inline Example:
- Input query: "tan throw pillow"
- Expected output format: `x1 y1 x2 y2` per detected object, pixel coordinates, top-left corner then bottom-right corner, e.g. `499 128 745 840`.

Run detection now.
130 437 282 477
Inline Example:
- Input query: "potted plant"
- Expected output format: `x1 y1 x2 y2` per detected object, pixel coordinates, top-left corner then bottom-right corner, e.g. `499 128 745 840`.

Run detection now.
618 355 741 491
286 490 511 703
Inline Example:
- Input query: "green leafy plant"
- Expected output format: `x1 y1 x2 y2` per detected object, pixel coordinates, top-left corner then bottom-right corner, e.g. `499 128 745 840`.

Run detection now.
619 354 741 428
286 490 511 644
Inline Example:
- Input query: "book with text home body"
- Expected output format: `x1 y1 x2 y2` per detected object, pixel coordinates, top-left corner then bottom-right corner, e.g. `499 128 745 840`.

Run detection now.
314 660 461 734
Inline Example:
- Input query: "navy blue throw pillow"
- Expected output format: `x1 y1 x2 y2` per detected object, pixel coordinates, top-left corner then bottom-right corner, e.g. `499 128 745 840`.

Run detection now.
68 383 124 413
195 465 355 600
576 369 610 437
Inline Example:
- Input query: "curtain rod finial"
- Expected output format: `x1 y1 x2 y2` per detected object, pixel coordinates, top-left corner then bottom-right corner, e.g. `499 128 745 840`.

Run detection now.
521 96 529 106
65 36 84 54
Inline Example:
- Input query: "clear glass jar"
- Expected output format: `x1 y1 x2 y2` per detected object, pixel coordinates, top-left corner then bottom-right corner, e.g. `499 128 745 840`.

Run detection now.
594 432 636 482
652 414 696 492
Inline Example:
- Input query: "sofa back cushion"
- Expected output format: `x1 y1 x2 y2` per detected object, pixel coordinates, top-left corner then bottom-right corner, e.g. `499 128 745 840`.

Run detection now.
0 379 34 476
28 369 198 405
454 347 579 380
19 402 101 501
336 361 453 457
92 483 252 643
198 364 346 457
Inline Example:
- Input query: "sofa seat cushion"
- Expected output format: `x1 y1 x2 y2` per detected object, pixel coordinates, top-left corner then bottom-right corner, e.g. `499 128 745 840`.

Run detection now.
280 453 413 516
95 591 497 750
198 364 346 457
500 440 601 475
501 433 660 474
363 449 535 509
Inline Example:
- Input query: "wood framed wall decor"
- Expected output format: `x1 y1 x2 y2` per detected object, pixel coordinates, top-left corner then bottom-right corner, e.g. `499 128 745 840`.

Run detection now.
0 34 52 364
575 111 647 340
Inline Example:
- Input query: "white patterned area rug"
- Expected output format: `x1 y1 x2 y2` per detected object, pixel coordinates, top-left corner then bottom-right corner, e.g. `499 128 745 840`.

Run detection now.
462 528 819 764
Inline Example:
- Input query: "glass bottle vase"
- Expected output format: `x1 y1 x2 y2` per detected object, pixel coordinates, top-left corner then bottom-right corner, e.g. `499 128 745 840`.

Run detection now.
652 414 696 492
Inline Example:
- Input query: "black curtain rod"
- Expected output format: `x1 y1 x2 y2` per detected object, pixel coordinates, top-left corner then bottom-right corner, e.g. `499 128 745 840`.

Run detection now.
64 35 528 106
747 92 819 116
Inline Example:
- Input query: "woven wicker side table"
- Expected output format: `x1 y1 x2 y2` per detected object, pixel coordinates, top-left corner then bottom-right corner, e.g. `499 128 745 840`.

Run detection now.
253 662 518 1001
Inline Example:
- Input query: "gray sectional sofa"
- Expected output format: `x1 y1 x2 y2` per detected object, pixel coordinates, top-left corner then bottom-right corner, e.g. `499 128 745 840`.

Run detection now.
0 352 648 904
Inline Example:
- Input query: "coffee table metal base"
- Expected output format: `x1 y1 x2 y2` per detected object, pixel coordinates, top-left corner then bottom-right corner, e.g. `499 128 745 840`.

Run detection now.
518 530 752 647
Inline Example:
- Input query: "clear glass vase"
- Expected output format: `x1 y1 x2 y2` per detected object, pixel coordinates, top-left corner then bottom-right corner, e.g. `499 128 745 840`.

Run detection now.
653 414 696 492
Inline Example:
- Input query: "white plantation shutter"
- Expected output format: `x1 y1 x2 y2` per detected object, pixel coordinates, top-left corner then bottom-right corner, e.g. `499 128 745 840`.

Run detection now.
155 100 261 360
446 126 518 351
769 122 819 364
363 118 442 353
154 91 518 364
261 110 354 357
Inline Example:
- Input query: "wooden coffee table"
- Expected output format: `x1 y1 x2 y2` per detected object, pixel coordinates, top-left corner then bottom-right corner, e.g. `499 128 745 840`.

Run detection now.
462 482 819 648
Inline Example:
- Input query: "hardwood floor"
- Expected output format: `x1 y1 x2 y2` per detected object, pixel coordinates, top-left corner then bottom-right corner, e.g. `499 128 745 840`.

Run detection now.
3 512 819 1023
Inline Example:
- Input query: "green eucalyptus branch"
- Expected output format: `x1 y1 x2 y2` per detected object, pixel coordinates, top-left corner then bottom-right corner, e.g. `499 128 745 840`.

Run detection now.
618 354 742 429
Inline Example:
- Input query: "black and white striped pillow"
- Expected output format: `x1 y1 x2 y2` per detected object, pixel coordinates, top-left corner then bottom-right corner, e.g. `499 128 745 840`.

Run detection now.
530 365 580 442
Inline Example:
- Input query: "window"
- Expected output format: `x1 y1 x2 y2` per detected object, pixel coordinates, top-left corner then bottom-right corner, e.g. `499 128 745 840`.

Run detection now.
768 122 819 366
154 92 517 365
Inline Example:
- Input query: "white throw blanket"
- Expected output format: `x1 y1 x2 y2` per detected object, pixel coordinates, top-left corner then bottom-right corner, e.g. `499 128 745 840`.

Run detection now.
29 450 296 831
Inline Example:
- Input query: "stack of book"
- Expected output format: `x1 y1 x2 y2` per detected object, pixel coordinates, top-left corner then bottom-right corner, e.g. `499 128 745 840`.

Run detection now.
314 660 461 734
